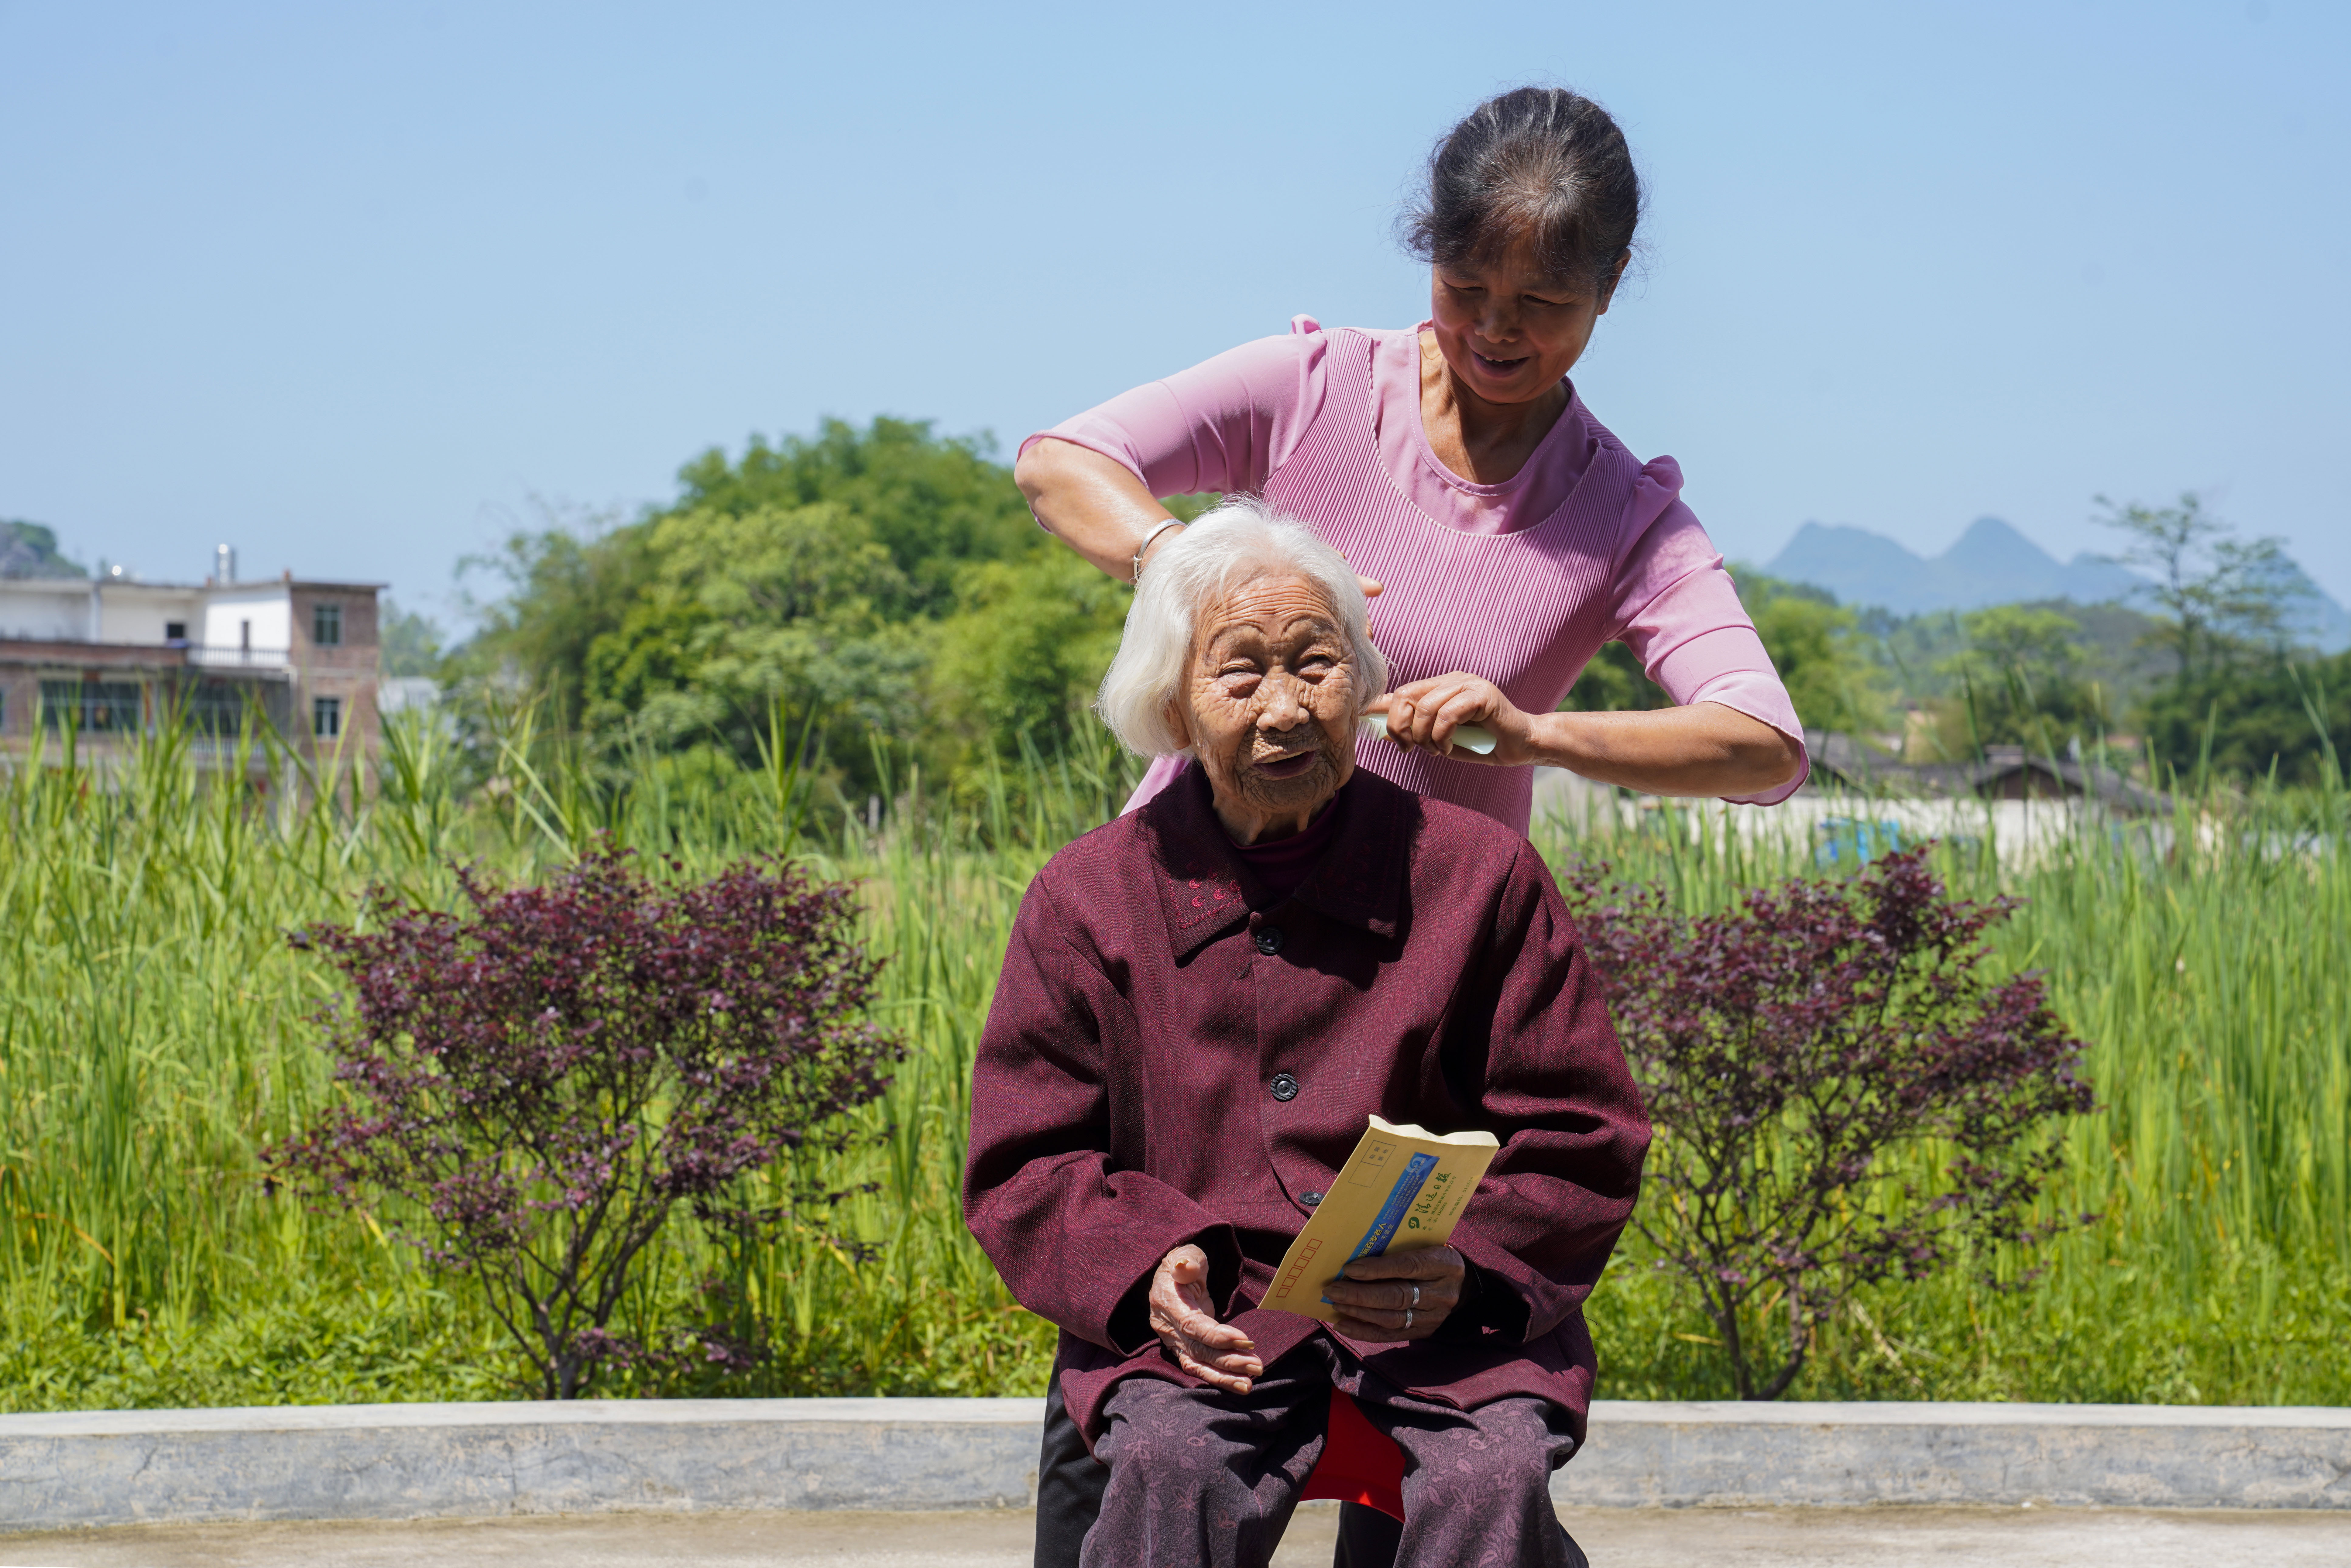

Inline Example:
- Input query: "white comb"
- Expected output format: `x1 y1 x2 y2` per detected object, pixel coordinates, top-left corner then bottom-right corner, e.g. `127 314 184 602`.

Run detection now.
1359 713 1498 756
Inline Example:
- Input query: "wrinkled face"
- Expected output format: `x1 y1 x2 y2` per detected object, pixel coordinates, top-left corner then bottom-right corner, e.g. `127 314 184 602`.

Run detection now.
1176 573 1359 830
1427 237 1622 405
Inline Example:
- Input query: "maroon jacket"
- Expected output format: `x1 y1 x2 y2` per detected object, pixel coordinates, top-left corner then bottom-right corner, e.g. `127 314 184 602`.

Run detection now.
963 766 1649 1444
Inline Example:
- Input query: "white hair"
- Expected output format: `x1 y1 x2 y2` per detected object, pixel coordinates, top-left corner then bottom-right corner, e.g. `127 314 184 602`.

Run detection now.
1094 498 1388 758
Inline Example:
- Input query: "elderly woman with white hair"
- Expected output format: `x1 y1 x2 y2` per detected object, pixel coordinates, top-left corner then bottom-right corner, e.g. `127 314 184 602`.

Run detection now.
964 502 1650 1568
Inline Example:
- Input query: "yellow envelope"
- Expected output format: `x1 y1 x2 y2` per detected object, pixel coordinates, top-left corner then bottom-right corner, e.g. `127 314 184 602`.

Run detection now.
1263 1115 1500 1323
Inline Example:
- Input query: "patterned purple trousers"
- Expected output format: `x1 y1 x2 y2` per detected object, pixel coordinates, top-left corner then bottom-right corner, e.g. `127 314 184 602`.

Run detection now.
1081 1337 1587 1568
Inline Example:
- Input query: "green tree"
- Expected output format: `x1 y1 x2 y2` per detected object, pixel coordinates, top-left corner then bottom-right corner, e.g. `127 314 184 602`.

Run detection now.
2096 492 2309 684
0 519 85 579
928 549 1131 771
1934 605 2109 757
1738 573 1887 736
2139 647 2351 784
378 598 447 678
458 420 1094 797
1558 640 1672 714
672 418 1035 617
580 502 923 755
458 506 657 718
1559 572 1886 737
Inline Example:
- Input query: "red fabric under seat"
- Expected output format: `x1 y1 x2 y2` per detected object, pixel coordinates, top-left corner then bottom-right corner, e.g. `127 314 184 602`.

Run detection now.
1298 1388 1405 1521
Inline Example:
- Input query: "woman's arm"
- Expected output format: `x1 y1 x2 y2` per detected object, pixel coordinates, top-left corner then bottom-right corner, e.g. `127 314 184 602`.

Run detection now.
1018 329 1330 581
964 877 1249 1354
1375 680 1803 798
1377 483 1808 798
1545 702 1804 795
1015 437 1183 582
1019 437 1386 600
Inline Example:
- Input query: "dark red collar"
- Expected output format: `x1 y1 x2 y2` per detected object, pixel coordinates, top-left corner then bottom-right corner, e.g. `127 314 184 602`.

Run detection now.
1137 765 1413 961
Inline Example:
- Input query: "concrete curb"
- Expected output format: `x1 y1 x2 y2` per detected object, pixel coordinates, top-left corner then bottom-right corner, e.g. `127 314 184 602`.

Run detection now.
2 1398 2345 1529
1577 1400 2351 1510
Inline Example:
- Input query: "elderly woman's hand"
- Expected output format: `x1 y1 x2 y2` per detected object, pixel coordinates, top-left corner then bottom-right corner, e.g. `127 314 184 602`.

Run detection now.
1321 1245 1467 1342
1149 1244 1266 1393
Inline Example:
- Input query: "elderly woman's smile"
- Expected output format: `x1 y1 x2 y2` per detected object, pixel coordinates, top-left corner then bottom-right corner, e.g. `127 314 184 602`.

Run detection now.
1178 576 1361 845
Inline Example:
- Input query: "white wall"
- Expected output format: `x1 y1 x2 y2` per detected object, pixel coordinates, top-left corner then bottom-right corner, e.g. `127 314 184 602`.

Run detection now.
0 582 92 641
96 586 203 645
1531 772 2146 872
195 586 291 666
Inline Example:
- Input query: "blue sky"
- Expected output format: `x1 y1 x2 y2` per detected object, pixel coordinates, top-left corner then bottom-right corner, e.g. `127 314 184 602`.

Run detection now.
3 1 2344 628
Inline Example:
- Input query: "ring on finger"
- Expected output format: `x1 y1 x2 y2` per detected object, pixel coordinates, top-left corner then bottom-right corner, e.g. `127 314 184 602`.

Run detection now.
1403 1309 1414 1330
1409 1284 1421 1308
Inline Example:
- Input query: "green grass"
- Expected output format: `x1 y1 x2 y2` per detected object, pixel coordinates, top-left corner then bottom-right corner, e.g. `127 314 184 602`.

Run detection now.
1 715 2344 1410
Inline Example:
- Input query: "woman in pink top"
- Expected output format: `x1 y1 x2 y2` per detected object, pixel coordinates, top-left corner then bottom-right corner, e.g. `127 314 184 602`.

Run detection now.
1019 88 1806 839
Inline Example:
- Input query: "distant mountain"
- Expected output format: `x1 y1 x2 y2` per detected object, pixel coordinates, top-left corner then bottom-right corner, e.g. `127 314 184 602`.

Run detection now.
1765 517 2138 615
0 520 86 579
1764 516 2349 652
1934 517 2146 608
2273 560 2351 653
1766 524 1926 609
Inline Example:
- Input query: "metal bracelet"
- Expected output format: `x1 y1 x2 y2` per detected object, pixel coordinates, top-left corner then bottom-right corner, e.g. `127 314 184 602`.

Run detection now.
1131 518 1187 583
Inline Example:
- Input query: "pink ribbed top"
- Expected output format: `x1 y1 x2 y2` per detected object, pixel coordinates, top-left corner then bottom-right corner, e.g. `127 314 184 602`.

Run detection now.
1026 319 1809 835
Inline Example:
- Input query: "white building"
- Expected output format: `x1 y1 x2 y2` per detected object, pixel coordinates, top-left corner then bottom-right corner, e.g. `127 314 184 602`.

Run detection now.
0 562 383 772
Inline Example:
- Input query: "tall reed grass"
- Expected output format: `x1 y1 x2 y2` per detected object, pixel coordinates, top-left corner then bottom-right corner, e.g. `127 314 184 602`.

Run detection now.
1 713 2342 1409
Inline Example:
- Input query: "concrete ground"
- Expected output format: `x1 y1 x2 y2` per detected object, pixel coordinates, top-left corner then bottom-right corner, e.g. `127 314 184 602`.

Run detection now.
3 1504 2346 1567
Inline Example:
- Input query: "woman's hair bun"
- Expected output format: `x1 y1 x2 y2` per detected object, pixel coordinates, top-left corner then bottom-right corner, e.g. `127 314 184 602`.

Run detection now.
1405 86 1643 293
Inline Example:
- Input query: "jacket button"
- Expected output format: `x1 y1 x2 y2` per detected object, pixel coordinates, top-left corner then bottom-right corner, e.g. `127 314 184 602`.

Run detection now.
1254 926 1285 956
1300 1191 1323 1207
1269 1072 1299 1102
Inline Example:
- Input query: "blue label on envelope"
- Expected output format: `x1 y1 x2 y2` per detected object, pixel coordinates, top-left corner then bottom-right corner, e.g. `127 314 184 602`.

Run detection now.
1345 1152 1440 1262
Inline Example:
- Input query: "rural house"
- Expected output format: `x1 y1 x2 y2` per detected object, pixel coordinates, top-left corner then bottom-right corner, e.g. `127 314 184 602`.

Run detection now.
0 548 382 778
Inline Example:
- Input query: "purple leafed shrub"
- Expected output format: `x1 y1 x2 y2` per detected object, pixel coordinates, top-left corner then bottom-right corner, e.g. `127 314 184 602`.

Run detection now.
1563 846 2095 1401
268 845 903 1399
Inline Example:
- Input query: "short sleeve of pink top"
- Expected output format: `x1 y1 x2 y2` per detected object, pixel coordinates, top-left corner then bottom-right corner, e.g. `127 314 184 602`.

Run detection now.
1024 318 1810 835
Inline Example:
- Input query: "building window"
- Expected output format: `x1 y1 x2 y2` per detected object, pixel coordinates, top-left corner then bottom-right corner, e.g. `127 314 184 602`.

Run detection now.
312 602 343 646
187 680 263 736
313 696 342 739
40 679 145 732
164 621 187 643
